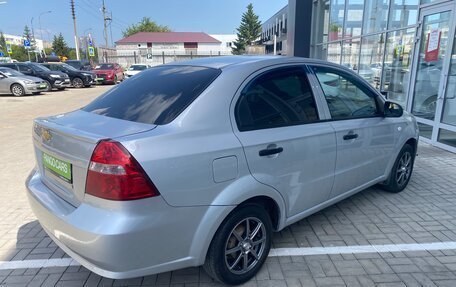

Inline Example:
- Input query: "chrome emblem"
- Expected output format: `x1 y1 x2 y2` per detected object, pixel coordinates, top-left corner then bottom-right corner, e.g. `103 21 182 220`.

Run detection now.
41 129 52 142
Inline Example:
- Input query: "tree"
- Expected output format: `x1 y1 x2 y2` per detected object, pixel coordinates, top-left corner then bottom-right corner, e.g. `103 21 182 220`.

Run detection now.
232 3 262 55
0 32 6 52
122 17 171 38
10 45 28 61
23 25 32 40
52 33 70 57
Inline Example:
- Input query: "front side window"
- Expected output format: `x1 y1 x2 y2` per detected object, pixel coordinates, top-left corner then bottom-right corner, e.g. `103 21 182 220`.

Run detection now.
236 67 319 131
313 66 380 120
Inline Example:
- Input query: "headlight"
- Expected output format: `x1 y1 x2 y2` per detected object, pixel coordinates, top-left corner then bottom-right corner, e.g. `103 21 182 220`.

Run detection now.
82 73 92 76
50 74 61 78
24 80 34 84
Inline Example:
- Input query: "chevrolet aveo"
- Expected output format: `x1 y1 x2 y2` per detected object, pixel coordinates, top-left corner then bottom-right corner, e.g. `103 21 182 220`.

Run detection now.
27 56 419 285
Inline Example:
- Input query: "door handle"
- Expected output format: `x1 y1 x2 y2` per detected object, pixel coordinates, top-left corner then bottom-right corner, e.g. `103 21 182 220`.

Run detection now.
259 147 283 157
343 133 358 140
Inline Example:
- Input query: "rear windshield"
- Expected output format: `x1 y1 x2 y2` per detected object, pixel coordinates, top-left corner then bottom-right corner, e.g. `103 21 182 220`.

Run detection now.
83 65 221 125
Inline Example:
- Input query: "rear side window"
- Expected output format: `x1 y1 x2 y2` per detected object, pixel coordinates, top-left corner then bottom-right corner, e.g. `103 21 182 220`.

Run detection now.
235 67 319 131
83 65 221 125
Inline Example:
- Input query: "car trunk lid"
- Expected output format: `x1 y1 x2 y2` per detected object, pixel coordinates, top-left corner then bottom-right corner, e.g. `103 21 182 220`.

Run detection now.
33 110 156 207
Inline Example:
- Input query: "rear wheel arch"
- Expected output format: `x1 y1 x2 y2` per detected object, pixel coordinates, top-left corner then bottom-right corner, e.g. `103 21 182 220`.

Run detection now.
238 196 281 231
190 186 286 266
405 138 417 155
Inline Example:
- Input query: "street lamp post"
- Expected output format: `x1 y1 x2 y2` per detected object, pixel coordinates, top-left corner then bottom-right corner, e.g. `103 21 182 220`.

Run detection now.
29 17 35 61
39 10 52 57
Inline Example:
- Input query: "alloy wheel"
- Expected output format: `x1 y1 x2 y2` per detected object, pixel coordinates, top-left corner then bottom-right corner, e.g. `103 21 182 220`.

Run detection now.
11 84 24 96
224 217 267 275
73 77 84 88
396 151 412 187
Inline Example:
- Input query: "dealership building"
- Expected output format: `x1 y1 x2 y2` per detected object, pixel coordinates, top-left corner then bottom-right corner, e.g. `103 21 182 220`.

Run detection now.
263 0 456 152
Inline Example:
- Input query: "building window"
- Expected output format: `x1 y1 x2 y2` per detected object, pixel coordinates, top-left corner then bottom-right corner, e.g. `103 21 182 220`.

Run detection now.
329 0 345 41
345 0 364 37
382 28 415 107
388 0 419 29
363 0 389 34
342 39 360 69
184 42 198 49
359 33 385 86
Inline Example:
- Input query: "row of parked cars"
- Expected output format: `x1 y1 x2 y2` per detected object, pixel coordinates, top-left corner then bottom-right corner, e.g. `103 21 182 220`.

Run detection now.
0 60 151 97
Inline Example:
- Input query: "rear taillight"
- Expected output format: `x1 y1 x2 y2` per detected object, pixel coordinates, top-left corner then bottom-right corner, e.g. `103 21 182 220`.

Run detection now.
85 140 160 200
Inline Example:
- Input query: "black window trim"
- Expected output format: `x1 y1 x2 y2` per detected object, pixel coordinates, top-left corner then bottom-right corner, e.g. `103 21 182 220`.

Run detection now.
308 64 385 122
235 65 323 132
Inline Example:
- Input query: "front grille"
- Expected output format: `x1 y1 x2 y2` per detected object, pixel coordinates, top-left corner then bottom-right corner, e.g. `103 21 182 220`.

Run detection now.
97 74 107 78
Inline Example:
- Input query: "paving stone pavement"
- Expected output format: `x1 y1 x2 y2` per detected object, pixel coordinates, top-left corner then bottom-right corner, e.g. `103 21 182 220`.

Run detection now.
1 88 456 286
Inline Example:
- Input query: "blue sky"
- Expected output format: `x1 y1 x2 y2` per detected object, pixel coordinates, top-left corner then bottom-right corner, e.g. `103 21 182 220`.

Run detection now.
0 0 287 47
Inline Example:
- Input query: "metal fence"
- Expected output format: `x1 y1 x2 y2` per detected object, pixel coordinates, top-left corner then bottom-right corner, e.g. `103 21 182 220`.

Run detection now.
98 48 232 68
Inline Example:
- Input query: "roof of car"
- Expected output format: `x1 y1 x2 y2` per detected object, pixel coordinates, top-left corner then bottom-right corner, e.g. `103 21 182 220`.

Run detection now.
168 56 338 70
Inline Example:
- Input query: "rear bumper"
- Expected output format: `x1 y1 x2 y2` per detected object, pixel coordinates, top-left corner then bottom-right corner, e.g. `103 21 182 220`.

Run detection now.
26 168 224 279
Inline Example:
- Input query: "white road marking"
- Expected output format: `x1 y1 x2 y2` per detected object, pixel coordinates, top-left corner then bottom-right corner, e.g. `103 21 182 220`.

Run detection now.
269 241 456 257
1 242 456 270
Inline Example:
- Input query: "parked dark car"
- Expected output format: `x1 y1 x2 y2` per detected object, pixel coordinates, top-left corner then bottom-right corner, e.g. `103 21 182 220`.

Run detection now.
41 62 96 88
65 60 93 71
93 63 124 84
0 62 70 92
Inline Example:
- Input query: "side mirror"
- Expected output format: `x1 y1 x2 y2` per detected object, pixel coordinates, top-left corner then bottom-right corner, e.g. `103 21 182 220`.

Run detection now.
384 101 403 118
0 74 5 79
380 91 388 98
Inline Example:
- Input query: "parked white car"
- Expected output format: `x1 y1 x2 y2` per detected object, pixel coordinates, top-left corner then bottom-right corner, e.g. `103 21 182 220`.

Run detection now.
125 64 151 78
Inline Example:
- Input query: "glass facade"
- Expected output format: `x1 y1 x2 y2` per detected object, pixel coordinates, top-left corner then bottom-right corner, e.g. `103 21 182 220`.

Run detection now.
313 0 419 107
310 0 456 152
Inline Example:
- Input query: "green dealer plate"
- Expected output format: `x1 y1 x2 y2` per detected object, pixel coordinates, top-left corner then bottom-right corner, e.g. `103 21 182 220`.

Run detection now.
42 152 72 183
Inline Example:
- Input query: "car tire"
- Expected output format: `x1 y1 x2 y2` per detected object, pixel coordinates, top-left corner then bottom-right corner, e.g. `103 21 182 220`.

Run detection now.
10 84 25 97
32 92 41 95
44 80 52 92
381 143 415 193
72 77 84 88
203 204 272 285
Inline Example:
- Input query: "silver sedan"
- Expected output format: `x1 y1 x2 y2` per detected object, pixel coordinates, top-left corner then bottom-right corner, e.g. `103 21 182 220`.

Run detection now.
26 56 419 285
0 67 48 96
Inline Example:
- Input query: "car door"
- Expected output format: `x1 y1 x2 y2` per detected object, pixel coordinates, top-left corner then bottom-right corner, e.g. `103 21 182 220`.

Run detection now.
231 65 337 217
18 64 34 76
309 65 396 198
0 72 8 93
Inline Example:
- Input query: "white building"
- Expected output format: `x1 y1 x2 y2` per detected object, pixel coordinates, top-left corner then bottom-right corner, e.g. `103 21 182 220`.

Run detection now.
3 34 46 51
209 34 237 54
114 32 235 67
115 32 232 55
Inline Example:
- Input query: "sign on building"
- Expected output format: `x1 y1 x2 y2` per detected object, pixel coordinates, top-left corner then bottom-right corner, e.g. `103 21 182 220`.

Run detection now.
425 29 441 62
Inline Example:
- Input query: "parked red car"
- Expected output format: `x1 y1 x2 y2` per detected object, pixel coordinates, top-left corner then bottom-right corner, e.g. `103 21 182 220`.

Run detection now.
93 63 124 84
